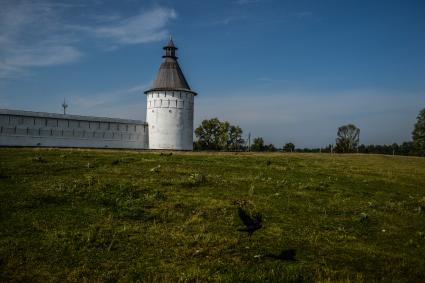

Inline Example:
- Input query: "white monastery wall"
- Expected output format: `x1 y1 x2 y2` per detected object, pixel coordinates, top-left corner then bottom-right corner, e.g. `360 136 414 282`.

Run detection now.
0 109 148 149
146 90 194 150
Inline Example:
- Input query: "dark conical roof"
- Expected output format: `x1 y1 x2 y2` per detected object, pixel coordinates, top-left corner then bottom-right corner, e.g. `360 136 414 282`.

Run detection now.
145 37 197 95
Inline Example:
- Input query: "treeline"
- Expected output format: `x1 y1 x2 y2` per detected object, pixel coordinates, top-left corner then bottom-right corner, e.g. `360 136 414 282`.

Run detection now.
194 108 425 156
289 142 414 155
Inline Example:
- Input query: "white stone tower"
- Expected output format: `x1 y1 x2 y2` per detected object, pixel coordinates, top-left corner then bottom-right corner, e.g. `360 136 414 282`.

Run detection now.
145 37 197 150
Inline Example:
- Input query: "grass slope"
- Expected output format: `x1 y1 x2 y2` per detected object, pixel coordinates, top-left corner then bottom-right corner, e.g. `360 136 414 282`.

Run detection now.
0 148 425 282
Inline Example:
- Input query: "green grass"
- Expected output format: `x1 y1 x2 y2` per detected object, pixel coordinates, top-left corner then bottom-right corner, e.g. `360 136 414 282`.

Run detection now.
0 148 424 282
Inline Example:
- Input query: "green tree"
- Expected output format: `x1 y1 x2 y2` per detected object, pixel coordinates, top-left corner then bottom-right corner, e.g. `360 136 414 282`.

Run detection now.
283 142 295 152
251 137 265 151
400 141 413 156
412 108 425 156
218 121 230 150
194 118 244 151
265 143 277 152
391 143 399 155
228 125 244 151
335 124 360 153
194 118 222 150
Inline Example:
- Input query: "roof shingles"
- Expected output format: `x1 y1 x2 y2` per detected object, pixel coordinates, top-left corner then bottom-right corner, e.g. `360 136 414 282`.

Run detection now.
145 38 197 95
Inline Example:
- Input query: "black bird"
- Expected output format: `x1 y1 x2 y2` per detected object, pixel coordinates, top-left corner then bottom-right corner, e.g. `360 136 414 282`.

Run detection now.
160 152 173 156
266 160 272 166
237 207 263 237
266 249 297 261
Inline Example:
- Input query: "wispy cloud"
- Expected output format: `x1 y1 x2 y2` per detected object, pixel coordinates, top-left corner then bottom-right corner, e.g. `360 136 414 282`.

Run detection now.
68 83 150 120
0 1 82 78
72 83 149 109
295 11 313 18
90 7 177 45
207 15 246 26
4 45 82 68
0 2 176 78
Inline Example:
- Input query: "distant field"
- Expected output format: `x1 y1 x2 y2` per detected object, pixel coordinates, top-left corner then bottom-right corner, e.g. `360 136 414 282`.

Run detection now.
0 148 424 282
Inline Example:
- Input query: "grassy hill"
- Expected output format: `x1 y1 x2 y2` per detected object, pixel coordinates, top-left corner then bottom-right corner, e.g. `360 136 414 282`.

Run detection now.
0 148 424 282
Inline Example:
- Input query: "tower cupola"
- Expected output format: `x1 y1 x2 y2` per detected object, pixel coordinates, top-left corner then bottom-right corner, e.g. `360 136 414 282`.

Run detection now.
163 36 177 59
145 36 196 95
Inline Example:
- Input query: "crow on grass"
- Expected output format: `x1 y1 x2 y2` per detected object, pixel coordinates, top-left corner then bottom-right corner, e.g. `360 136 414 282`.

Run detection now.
237 207 263 237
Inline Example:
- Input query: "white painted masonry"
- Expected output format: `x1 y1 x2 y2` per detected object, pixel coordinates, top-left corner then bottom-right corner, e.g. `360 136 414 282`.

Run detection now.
145 90 194 150
0 109 148 149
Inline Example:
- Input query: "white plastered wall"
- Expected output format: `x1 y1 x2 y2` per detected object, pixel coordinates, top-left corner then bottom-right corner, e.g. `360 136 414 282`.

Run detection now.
146 90 194 150
0 109 149 149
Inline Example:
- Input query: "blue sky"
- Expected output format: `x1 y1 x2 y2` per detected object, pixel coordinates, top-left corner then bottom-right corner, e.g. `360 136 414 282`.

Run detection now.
0 0 424 147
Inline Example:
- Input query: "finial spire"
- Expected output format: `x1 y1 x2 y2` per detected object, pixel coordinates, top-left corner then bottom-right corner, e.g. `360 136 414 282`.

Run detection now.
61 98 68 115
163 36 177 58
